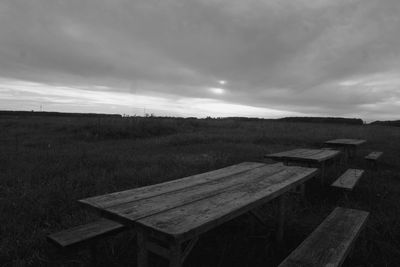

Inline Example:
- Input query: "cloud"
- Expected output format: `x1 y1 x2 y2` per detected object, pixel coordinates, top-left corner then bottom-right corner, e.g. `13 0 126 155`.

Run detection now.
0 0 400 120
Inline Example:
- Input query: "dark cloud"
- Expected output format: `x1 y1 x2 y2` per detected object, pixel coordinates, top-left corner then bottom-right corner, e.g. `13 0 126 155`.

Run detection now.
0 0 400 119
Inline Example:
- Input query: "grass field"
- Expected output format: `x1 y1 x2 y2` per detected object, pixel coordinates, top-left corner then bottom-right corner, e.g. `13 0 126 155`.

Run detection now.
1 115 400 266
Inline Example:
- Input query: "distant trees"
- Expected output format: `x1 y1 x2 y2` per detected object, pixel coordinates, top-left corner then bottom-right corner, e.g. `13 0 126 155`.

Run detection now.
0 110 121 118
277 117 363 125
370 120 400 127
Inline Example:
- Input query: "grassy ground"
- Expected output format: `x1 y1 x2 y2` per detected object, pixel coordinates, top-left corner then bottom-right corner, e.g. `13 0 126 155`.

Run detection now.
1 115 399 266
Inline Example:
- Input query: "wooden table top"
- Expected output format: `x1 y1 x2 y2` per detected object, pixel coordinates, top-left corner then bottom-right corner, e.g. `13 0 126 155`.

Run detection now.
324 139 366 146
79 162 318 241
265 148 341 163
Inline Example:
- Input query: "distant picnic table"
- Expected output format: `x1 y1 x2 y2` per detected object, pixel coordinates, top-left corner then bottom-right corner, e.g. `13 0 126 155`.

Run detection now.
79 162 318 267
324 139 366 160
264 148 341 184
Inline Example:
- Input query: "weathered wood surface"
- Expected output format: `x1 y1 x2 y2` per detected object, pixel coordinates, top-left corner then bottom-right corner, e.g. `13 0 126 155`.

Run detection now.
265 148 340 163
279 207 369 267
104 164 288 223
365 151 383 161
325 139 366 146
80 162 318 241
136 165 318 241
47 219 125 248
80 162 266 210
331 169 364 191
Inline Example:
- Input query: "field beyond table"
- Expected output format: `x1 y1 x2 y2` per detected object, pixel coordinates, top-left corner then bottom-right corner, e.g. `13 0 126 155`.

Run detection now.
324 139 366 146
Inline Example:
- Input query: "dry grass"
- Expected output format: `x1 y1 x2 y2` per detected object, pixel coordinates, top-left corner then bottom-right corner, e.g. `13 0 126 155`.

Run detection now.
0 115 399 266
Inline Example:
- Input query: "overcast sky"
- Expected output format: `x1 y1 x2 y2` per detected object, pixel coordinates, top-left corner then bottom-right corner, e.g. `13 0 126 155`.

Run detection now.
1 0 400 120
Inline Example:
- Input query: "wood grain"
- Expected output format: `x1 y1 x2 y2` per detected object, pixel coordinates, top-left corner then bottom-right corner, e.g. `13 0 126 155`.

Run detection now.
136 166 318 241
325 139 366 146
105 164 288 222
331 169 364 191
47 219 125 248
265 149 340 163
278 207 369 267
80 162 266 210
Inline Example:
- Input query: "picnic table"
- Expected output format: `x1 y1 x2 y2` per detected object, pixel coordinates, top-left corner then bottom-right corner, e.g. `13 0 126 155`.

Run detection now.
264 148 341 185
79 162 318 267
324 139 366 160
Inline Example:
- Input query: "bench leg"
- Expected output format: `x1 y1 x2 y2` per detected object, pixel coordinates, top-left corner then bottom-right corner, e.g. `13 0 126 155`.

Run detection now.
365 159 378 171
372 160 378 171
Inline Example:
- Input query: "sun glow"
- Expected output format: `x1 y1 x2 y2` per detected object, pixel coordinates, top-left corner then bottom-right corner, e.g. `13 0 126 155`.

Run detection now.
218 80 226 85
209 87 225 95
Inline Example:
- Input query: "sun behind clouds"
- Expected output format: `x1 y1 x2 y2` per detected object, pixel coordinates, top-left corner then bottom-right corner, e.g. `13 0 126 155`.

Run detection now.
209 87 225 95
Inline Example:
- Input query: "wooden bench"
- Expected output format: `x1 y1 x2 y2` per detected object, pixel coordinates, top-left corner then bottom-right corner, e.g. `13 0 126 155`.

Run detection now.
278 207 369 267
331 169 364 191
47 219 125 248
47 219 126 262
365 152 383 169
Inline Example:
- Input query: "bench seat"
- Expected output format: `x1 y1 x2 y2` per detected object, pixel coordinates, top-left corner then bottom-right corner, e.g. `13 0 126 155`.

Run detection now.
47 219 125 248
278 207 369 267
331 169 364 191
365 151 383 161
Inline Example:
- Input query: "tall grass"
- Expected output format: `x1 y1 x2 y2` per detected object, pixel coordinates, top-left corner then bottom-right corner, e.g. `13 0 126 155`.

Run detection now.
0 115 399 266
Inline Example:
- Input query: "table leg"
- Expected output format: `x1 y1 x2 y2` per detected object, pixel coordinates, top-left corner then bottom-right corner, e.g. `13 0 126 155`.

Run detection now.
276 194 287 244
298 183 305 197
137 230 148 267
169 240 183 267
349 147 357 159
320 162 326 185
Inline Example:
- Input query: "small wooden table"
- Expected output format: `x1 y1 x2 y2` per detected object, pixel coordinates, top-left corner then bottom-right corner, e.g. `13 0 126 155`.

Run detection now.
79 162 318 267
324 139 366 160
264 148 341 184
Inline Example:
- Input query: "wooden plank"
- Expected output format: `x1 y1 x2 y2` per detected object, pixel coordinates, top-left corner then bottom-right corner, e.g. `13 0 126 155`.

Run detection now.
136 166 318 241
285 149 317 158
286 150 322 160
365 151 383 161
282 149 339 162
331 169 364 191
80 162 266 210
47 219 125 248
279 207 369 267
103 164 288 223
266 149 310 159
325 139 366 146
304 150 340 162
265 149 340 163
